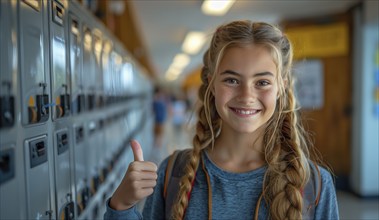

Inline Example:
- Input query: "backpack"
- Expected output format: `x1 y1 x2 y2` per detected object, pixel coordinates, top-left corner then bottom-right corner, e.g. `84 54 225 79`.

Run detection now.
163 149 321 219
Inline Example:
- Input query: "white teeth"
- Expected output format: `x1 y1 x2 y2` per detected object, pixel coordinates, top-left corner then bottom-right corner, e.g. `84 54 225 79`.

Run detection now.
234 109 257 115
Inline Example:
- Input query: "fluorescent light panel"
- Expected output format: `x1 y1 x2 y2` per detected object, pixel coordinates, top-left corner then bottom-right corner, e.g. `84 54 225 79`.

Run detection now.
165 53 191 81
182 31 206 55
201 0 235 16
172 53 190 69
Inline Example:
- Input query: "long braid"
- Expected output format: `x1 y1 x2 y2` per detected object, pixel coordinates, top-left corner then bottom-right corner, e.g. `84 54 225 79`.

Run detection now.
171 50 221 219
263 34 311 219
264 87 310 220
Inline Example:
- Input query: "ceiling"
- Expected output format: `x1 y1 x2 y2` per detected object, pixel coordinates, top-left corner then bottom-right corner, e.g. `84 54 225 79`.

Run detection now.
129 0 359 87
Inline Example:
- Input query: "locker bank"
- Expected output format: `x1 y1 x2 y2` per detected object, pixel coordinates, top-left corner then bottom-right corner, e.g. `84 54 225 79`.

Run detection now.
0 1 154 219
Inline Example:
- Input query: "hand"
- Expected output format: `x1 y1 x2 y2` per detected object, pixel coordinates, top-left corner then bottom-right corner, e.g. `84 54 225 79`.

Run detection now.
109 140 158 210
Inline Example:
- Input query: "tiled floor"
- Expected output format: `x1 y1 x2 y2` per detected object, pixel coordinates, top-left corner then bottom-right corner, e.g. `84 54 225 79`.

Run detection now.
149 118 379 220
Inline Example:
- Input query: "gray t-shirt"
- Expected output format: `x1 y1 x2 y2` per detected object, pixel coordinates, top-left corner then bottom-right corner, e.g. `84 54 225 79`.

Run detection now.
104 152 339 219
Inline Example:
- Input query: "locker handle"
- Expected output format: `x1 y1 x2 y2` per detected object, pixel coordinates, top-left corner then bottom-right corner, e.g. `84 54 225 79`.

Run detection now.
53 1 64 26
36 141 46 157
46 210 53 218
62 84 68 95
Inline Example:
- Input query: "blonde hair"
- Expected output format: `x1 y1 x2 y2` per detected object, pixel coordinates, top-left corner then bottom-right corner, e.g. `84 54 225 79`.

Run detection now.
171 20 322 220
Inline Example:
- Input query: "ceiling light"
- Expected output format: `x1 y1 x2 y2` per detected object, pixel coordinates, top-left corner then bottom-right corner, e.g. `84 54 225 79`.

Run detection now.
182 31 206 55
201 0 235 16
172 53 190 69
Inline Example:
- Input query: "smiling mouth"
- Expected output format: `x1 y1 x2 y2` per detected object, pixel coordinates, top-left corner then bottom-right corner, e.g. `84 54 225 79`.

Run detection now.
230 107 261 116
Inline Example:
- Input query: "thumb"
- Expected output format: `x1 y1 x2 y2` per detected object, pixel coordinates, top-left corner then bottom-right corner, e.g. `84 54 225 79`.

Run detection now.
130 140 144 161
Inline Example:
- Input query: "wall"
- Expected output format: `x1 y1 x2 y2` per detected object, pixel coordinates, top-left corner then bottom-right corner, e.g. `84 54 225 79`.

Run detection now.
351 0 379 197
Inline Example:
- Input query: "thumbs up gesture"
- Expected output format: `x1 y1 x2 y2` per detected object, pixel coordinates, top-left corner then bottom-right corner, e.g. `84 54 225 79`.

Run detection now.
109 140 158 210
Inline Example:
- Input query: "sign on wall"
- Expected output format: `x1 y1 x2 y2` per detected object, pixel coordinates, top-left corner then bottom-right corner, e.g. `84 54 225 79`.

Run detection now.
286 22 349 59
293 59 324 110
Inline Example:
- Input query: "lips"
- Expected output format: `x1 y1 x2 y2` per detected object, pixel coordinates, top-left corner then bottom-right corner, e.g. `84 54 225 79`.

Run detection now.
230 107 260 116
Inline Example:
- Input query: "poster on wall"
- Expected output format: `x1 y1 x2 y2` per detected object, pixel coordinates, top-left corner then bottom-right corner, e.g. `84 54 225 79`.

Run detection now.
293 59 324 110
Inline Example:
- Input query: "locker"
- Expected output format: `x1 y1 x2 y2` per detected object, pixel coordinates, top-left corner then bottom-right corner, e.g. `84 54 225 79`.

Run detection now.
72 123 88 215
86 120 101 196
102 41 112 106
19 0 50 125
68 14 84 115
93 31 103 108
0 1 16 129
0 147 15 185
0 1 24 219
24 135 52 220
53 129 74 220
0 145 21 219
82 26 95 111
49 0 70 120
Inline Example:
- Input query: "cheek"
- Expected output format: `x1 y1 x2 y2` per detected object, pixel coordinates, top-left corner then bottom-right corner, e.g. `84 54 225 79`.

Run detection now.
214 87 231 111
261 89 278 110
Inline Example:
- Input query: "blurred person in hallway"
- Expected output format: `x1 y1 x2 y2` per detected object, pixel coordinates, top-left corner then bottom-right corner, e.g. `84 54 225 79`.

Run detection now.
170 95 188 145
152 86 168 149
105 20 338 220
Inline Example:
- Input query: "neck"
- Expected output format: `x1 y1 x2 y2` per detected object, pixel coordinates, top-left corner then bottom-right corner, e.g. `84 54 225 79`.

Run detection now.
207 125 266 172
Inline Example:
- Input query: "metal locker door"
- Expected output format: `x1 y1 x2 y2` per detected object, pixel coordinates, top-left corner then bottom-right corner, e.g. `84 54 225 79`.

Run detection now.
1 1 23 219
0 1 16 129
72 124 88 216
82 26 95 111
93 31 103 108
24 135 52 220
54 129 74 220
19 0 50 125
68 15 84 115
102 41 112 107
87 120 101 196
49 0 70 120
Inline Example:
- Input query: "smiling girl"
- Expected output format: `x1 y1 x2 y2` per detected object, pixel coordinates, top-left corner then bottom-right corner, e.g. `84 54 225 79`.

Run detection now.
105 20 339 220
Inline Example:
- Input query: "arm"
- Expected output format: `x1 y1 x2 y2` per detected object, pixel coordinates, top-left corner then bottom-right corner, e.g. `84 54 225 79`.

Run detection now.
314 167 339 220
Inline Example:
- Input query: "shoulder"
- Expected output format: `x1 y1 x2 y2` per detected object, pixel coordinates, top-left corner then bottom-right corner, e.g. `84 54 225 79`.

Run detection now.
317 165 335 189
313 164 337 202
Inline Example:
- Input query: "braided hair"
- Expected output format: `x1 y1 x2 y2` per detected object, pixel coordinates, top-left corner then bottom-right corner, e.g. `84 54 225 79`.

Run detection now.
172 20 321 220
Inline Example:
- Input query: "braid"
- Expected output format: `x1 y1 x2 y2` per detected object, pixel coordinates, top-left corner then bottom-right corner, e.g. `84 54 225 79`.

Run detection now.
259 26 312 219
171 50 221 219
263 74 311 220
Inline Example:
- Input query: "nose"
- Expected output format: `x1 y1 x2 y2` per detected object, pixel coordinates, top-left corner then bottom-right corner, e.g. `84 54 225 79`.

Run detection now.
236 83 256 104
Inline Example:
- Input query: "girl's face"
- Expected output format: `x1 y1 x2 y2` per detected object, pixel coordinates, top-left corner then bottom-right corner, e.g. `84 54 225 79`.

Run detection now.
213 44 279 135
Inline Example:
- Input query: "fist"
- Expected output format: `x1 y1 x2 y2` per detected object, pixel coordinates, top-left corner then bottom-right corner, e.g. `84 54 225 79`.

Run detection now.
110 140 158 210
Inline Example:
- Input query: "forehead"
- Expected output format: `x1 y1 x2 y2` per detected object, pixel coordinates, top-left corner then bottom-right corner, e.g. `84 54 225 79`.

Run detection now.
218 44 277 76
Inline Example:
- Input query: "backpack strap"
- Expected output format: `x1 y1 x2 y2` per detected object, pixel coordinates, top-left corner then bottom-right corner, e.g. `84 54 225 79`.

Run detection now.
163 149 192 219
302 161 322 219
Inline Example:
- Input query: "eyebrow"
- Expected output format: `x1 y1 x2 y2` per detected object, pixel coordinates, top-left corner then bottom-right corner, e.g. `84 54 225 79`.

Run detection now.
220 70 275 77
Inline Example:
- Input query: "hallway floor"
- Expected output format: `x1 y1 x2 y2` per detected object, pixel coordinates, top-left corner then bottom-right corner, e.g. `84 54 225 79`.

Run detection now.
147 118 379 220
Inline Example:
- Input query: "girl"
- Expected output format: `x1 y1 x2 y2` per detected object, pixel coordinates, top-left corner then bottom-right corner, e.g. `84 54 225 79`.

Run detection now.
105 20 339 220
